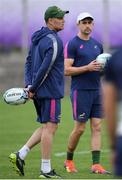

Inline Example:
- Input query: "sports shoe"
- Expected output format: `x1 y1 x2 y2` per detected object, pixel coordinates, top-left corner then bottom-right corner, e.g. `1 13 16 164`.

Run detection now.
64 160 78 173
39 169 61 179
9 152 25 176
91 164 111 174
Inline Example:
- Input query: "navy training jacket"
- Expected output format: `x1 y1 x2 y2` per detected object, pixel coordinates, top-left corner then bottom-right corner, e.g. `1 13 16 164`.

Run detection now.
24 27 64 99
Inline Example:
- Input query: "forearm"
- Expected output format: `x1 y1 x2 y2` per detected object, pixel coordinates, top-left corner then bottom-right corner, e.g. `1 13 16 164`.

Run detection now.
29 63 49 93
65 65 89 76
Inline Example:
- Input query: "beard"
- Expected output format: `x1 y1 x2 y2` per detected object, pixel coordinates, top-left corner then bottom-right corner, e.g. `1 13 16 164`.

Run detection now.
84 29 92 35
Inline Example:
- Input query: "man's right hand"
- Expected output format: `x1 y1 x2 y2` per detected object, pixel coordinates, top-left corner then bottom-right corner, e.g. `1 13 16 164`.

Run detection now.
24 85 34 99
28 91 35 99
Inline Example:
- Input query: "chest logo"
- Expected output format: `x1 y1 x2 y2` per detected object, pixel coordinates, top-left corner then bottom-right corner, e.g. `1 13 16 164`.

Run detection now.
94 45 98 49
80 44 84 49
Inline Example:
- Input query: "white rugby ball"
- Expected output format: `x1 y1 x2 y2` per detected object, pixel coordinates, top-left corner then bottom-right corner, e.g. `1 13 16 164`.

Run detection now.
3 88 28 105
96 53 112 71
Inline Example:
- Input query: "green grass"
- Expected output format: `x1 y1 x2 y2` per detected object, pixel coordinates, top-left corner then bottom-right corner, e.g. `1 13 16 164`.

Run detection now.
0 96 114 179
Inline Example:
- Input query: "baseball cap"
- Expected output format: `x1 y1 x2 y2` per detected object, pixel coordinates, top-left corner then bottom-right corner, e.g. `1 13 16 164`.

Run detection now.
44 6 69 22
76 12 94 24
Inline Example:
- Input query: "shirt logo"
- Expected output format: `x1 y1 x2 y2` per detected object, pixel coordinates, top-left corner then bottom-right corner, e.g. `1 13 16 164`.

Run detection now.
94 45 98 49
80 44 84 49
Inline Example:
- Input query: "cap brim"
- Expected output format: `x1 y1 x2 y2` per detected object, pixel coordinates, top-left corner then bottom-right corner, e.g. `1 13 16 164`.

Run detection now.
55 10 69 18
65 11 69 14
81 16 93 21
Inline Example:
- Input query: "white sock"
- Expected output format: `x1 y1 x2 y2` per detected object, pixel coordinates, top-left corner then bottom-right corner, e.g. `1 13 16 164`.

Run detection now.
18 145 30 160
41 159 51 173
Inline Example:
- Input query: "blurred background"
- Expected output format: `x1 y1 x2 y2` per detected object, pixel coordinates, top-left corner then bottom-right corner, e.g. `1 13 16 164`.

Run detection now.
0 0 122 93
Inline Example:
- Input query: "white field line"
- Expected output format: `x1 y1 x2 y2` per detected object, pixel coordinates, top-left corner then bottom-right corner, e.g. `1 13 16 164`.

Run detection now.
54 149 110 157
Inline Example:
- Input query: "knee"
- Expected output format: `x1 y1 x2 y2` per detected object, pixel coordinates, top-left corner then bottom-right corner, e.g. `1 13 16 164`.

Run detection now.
48 124 58 136
74 126 85 136
92 123 101 133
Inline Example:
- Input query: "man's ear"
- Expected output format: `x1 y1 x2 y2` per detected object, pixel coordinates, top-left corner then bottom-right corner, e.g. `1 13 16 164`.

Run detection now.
48 18 54 25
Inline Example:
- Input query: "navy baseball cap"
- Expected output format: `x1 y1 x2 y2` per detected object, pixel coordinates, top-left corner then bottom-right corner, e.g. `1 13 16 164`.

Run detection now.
44 6 69 22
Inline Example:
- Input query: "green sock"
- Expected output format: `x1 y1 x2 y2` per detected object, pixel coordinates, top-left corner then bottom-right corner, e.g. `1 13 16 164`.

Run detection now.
67 152 74 160
92 151 100 164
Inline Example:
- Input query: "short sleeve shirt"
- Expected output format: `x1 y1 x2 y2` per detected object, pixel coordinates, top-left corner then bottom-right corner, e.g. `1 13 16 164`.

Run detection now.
65 36 103 90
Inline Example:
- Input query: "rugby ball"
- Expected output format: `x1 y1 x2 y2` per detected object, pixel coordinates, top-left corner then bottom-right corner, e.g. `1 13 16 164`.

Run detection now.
96 53 112 71
3 88 28 105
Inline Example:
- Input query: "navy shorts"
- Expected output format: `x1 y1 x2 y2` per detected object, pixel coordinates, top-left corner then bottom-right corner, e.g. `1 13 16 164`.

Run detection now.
33 98 61 123
70 90 103 122
114 136 122 176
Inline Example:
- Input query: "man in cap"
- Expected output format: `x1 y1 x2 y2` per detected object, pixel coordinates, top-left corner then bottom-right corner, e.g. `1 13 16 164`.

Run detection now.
64 12 110 174
9 6 69 178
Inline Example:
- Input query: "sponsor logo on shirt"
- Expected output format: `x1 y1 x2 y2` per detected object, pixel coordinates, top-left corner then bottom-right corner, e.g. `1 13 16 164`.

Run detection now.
80 44 84 49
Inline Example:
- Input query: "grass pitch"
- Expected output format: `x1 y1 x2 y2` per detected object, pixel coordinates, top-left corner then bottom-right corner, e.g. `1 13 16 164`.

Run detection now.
0 96 113 179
